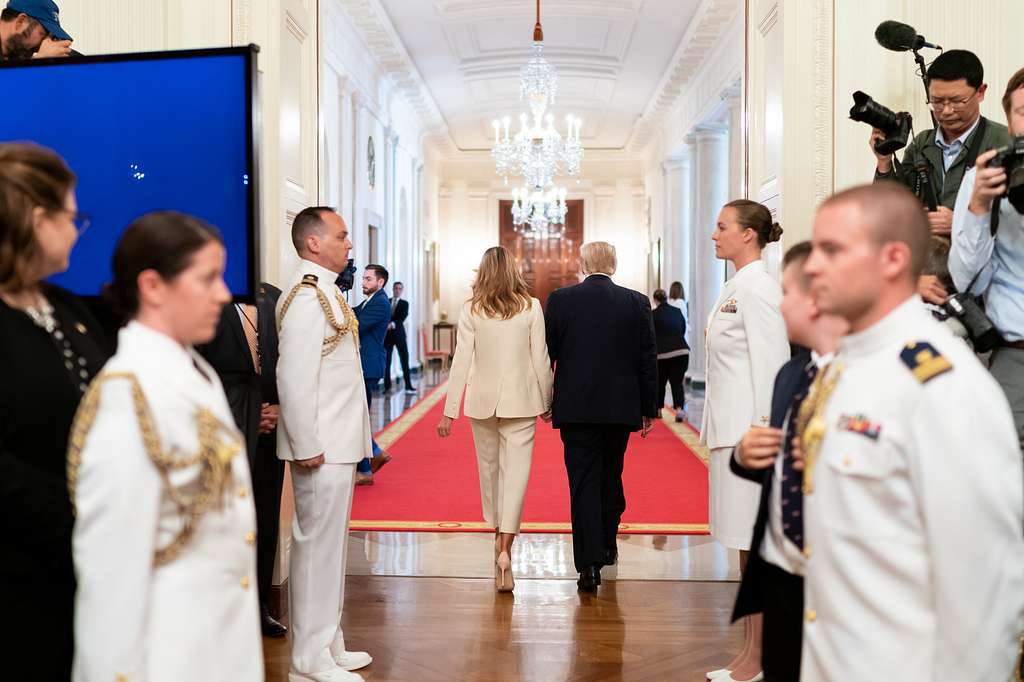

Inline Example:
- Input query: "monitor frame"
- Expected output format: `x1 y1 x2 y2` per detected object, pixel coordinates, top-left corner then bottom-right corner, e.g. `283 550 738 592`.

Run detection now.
0 44 262 303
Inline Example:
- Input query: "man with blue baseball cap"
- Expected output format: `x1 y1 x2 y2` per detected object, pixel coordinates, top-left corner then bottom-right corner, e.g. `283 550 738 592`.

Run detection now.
0 0 72 61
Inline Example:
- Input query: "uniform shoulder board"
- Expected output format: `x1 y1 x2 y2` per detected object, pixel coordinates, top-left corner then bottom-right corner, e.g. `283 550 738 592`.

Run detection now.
301 274 319 286
900 341 952 383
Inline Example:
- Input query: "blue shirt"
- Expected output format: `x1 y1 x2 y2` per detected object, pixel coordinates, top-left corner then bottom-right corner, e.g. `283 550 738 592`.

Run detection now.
935 117 980 173
949 166 1024 341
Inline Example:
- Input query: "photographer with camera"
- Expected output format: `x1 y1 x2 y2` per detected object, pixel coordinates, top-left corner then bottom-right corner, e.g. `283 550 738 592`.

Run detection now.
0 1 73 61
873 51 1008 230
950 67 1024 450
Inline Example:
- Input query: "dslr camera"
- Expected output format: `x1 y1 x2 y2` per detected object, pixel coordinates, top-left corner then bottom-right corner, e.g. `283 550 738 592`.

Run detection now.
335 258 357 292
944 293 1003 352
987 135 1024 214
850 91 913 155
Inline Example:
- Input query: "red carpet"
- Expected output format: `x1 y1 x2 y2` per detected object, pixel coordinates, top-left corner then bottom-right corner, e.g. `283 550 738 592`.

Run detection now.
351 383 710 534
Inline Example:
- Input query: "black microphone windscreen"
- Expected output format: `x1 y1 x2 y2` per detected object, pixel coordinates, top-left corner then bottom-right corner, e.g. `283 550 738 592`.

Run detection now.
875 20 917 52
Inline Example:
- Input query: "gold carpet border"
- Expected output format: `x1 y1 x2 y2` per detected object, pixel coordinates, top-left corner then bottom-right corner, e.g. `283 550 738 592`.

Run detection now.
374 380 449 449
349 520 709 533
659 408 710 467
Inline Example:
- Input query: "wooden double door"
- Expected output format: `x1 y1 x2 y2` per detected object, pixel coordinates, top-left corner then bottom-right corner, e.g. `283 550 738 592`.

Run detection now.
499 199 583 308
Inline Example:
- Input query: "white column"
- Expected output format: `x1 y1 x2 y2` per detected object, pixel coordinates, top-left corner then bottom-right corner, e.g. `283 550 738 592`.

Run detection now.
661 149 692 299
689 124 729 386
723 82 744 201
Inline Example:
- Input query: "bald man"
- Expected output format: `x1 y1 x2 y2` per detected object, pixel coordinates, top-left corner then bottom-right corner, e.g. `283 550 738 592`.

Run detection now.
796 183 1024 680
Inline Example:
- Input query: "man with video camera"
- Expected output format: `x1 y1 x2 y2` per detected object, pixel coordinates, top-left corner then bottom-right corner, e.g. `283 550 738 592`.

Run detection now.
872 50 1008 305
950 67 1024 451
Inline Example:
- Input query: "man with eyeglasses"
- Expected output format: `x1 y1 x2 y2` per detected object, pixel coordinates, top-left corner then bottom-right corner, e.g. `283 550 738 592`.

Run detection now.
871 49 1009 307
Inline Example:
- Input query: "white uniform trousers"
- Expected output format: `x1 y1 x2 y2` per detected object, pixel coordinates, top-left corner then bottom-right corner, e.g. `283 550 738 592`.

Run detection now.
288 462 356 674
469 416 536 534
709 446 761 551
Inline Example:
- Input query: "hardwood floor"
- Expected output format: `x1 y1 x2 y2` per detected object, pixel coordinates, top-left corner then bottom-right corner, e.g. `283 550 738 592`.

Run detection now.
264 371 740 680
263 576 744 681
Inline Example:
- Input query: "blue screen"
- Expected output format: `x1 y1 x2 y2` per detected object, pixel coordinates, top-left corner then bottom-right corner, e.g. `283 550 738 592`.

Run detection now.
0 51 254 296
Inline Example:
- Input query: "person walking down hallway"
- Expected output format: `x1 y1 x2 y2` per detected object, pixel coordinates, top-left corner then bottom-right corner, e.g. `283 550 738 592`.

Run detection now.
384 281 416 394
702 200 790 682
652 288 689 422
545 241 659 593
436 246 553 592
353 264 392 485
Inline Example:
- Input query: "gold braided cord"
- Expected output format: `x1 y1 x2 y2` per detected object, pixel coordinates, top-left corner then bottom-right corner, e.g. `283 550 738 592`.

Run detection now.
277 280 359 356
66 372 242 566
794 362 843 494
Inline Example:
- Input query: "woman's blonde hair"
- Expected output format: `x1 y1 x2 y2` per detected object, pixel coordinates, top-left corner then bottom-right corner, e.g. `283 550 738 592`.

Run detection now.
470 246 532 319
0 143 76 292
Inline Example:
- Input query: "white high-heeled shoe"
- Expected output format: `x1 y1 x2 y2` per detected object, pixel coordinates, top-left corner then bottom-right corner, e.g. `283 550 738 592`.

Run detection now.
719 672 763 682
706 669 730 680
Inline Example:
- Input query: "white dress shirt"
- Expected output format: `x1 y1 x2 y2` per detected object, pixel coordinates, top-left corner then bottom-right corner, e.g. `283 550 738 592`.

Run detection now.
949 166 1024 341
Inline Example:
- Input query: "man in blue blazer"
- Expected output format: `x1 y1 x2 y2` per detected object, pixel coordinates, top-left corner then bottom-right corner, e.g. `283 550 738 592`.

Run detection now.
725 242 847 682
353 264 392 483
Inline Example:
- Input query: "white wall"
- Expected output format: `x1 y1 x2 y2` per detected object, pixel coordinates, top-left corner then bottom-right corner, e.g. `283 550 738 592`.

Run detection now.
437 154 646 321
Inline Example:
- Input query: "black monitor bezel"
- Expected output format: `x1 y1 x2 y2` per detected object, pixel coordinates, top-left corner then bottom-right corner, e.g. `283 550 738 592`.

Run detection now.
0 44 262 304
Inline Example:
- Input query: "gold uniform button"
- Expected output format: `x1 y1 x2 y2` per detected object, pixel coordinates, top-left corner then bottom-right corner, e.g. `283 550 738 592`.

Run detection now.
237 487 248 499
245 531 256 545
241 576 250 589
806 609 817 623
803 545 813 558
843 456 852 467
116 675 128 682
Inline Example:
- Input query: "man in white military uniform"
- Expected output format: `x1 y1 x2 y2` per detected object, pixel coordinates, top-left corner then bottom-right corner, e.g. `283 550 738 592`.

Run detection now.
277 206 373 682
798 183 1024 681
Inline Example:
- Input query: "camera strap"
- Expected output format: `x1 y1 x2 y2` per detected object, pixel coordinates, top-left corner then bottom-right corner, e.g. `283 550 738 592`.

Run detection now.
962 117 988 172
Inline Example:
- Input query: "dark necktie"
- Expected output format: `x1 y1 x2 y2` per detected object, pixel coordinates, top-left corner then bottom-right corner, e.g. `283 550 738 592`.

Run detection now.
780 361 818 548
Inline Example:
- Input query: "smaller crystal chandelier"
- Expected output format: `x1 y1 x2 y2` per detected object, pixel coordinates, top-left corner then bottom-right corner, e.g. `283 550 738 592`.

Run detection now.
511 185 568 237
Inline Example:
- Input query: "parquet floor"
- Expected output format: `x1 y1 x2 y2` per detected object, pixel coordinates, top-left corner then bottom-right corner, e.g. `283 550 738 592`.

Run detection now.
263 575 744 681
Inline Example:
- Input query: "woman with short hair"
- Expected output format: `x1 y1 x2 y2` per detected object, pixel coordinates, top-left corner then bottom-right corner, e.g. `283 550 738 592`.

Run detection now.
70 212 264 681
437 246 553 592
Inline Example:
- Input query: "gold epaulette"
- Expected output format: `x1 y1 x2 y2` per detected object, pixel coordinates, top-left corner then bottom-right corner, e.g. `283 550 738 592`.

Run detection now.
278 276 360 356
67 372 242 566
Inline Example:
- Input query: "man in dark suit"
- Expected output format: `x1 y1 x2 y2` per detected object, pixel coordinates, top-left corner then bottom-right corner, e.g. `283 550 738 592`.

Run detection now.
726 242 847 681
545 241 659 592
196 282 287 637
384 281 415 394
353 264 392 484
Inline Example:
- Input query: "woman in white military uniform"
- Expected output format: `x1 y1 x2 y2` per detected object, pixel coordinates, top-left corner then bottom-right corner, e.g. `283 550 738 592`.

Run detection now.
69 213 263 681
701 199 789 682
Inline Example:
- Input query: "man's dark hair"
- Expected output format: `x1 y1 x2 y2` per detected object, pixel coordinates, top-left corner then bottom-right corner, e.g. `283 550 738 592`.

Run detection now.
0 8 22 22
652 289 667 304
1003 66 1024 116
394 281 404 287
782 241 814 291
927 49 984 89
366 264 389 285
291 206 335 253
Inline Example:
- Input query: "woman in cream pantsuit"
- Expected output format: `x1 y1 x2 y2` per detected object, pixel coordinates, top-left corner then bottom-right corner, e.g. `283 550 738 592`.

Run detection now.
437 246 553 592
70 213 263 682
701 200 789 682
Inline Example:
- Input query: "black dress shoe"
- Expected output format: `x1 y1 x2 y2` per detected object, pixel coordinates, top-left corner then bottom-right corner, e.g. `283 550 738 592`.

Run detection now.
261 605 287 638
603 547 618 566
577 565 602 592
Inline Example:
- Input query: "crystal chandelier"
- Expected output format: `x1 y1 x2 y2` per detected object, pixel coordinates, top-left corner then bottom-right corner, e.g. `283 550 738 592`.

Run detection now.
491 0 583 235
511 185 568 237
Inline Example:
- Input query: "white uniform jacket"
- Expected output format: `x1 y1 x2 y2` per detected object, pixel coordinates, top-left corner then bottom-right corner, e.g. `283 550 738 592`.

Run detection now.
801 296 1024 681
701 259 789 449
443 298 553 420
276 259 372 464
71 321 262 682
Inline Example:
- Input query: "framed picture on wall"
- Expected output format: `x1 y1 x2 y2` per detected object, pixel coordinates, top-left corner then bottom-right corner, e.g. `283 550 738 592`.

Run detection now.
368 224 379 265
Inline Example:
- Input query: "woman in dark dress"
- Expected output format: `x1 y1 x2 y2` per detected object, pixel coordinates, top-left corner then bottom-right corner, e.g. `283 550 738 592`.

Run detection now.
651 288 690 422
0 143 109 680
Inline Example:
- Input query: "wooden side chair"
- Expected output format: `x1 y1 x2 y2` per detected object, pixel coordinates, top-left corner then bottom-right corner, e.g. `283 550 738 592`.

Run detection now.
421 325 450 371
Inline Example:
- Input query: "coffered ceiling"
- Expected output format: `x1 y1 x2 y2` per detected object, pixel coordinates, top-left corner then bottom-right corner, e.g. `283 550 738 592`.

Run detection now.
340 0 740 155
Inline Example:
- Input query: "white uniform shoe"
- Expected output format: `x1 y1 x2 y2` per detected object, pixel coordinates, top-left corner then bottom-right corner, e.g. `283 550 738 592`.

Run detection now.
719 672 763 682
706 669 730 680
333 650 373 671
288 666 364 682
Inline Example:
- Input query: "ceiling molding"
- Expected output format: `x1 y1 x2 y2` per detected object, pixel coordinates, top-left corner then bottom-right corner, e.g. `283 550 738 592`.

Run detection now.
627 0 740 154
334 0 456 153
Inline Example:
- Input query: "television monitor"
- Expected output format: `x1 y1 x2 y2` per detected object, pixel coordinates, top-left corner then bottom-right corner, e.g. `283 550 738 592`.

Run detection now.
0 45 260 300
